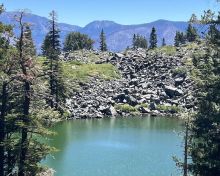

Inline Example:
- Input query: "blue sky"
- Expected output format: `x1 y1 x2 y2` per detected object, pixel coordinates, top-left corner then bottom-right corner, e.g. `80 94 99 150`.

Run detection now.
0 0 219 26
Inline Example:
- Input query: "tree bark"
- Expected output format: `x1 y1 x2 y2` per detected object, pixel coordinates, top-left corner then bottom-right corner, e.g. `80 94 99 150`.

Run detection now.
17 12 31 176
0 83 8 176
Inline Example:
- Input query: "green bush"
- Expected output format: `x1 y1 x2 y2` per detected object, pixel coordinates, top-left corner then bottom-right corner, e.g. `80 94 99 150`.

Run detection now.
157 105 181 113
151 46 176 55
135 103 149 109
172 67 187 76
115 104 137 113
160 46 177 55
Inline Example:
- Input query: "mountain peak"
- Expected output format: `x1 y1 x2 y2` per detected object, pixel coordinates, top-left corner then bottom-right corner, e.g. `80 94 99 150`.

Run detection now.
0 11 189 52
84 20 119 28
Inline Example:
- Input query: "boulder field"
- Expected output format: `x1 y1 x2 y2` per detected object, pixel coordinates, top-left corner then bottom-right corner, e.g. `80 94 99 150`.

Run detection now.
62 46 198 119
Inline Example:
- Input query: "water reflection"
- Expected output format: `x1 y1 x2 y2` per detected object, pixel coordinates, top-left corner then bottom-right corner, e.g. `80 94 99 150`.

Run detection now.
44 117 183 176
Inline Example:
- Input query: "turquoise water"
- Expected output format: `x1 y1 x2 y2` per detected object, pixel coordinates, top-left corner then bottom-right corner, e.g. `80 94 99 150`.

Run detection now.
44 117 183 176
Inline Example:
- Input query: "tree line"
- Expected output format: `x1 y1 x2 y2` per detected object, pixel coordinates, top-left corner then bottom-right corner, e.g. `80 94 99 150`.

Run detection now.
56 23 201 52
131 22 201 50
45 18 203 53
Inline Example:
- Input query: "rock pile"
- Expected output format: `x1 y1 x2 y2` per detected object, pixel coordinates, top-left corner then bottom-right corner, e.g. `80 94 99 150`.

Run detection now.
64 47 197 119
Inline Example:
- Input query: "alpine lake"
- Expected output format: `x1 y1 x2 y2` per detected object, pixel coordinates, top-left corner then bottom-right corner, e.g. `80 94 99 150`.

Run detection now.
43 116 184 176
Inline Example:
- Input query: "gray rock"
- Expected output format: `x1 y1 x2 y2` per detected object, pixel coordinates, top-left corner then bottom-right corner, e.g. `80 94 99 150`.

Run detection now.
139 107 151 113
126 95 138 106
109 106 117 117
129 78 139 86
164 85 183 97
149 102 157 110
115 53 124 58
175 77 185 86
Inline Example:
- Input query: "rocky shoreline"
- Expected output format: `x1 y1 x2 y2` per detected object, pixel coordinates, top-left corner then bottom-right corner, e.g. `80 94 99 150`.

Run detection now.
63 46 198 119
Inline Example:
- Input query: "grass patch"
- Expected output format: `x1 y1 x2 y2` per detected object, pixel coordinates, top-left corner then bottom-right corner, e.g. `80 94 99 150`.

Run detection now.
157 105 181 113
115 104 137 113
184 57 193 67
160 46 177 55
37 56 120 82
151 46 176 55
69 50 101 62
62 62 120 81
185 42 199 50
172 67 187 76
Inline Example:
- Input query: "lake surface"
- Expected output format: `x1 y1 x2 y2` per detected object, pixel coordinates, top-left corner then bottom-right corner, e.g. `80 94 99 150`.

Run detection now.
43 117 184 176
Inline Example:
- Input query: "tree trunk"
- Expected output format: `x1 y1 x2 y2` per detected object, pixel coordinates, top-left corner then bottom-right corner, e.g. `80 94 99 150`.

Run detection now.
17 13 31 176
18 81 30 176
0 83 7 176
7 145 13 175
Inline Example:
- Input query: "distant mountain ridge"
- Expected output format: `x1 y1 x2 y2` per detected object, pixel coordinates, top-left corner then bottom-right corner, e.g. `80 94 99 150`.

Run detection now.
0 11 190 52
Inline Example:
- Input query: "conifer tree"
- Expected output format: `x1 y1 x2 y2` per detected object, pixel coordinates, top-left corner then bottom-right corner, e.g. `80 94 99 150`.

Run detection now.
188 9 220 176
189 13 199 24
179 32 186 44
207 24 220 45
23 25 36 56
63 32 94 51
132 34 148 49
162 38 166 46
0 5 16 176
186 23 198 42
174 31 186 47
42 11 65 111
132 34 136 49
16 11 57 176
174 31 180 47
149 27 157 49
100 29 107 51
0 7 60 176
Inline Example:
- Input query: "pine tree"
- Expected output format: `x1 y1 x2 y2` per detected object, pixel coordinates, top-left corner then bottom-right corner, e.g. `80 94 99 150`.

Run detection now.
174 31 180 47
100 29 107 51
23 25 36 56
174 31 186 47
186 23 198 42
63 32 94 51
0 7 59 176
189 13 199 24
132 34 136 49
41 33 51 56
132 34 148 49
0 5 16 176
207 24 220 45
188 8 220 176
16 11 58 176
179 32 186 44
149 27 157 49
41 11 65 111
162 38 166 46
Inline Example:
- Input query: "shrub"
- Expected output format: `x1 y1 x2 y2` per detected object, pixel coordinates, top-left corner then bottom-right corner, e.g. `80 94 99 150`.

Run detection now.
157 105 181 113
151 46 176 55
115 104 137 113
172 67 187 77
